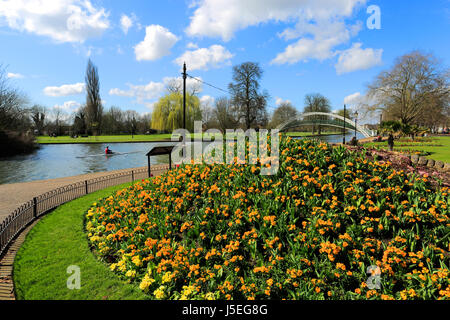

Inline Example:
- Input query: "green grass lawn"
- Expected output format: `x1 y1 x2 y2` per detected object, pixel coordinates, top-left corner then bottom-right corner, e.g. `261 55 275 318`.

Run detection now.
13 183 148 300
363 136 450 163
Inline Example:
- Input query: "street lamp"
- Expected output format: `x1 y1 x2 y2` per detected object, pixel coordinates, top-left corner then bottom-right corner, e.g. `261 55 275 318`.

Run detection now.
343 104 346 144
354 111 358 139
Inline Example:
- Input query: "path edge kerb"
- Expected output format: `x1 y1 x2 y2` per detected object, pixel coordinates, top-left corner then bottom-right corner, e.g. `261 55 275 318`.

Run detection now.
0 164 169 300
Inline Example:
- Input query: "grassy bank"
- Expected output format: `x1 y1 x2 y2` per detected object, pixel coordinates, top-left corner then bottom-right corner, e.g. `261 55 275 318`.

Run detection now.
363 136 450 163
37 134 173 144
13 183 148 300
37 132 344 144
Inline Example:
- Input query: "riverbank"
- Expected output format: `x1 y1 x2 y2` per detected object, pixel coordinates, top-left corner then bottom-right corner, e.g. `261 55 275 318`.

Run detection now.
37 134 173 144
37 132 346 144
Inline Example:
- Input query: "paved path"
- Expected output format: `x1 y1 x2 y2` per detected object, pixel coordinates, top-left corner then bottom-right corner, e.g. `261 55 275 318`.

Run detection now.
0 164 168 224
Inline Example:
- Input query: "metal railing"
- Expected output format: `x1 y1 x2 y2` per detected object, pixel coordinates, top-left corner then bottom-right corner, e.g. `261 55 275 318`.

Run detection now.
0 165 169 257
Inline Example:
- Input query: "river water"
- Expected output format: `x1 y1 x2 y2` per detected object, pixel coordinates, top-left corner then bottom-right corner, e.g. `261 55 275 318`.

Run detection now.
0 133 366 185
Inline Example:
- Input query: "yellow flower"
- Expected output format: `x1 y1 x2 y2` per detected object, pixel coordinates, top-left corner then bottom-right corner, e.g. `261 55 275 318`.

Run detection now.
205 292 216 300
125 270 136 278
153 286 166 299
162 271 173 284
132 255 142 267
139 274 155 292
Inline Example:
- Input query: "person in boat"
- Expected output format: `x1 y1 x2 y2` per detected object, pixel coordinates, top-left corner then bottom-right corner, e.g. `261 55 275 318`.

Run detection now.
105 146 113 154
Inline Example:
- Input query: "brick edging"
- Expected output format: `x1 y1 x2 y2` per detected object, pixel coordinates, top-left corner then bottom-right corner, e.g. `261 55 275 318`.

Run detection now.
0 220 40 300
408 154 450 171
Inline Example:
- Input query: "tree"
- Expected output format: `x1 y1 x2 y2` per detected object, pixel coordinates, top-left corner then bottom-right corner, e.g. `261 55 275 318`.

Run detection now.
124 110 139 137
30 105 47 135
151 92 202 132
228 62 268 129
0 65 29 131
50 107 67 136
303 93 331 134
85 59 103 135
73 106 87 135
166 77 201 96
366 51 449 126
270 102 298 128
213 97 240 132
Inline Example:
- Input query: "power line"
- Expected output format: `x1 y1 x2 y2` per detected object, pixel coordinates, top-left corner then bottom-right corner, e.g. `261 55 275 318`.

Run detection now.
186 73 277 110
186 74 230 95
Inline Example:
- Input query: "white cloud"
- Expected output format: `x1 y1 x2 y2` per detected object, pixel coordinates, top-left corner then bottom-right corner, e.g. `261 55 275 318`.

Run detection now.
109 81 165 106
175 45 233 71
7 72 24 79
275 97 292 106
0 0 109 43
272 18 362 64
109 76 203 107
187 42 199 49
53 100 81 112
134 25 179 61
43 83 85 97
200 95 215 106
335 43 382 74
186 0 366 41
120 14 133 34
187 0 378 71
344 92 362 105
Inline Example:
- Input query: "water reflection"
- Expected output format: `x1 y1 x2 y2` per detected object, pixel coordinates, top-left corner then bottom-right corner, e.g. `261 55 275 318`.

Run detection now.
0 142 179 185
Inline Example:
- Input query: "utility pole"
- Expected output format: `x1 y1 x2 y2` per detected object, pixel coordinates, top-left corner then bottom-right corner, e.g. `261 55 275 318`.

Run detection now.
182 62 187 158
343 104 346 145
182 62 187 130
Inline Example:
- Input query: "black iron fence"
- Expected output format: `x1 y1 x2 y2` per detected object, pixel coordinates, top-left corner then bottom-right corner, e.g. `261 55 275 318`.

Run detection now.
0 165 169 257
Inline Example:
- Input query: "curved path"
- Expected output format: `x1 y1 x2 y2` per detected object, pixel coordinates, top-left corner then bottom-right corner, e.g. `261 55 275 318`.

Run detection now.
0 164 169 300
0 164 168 224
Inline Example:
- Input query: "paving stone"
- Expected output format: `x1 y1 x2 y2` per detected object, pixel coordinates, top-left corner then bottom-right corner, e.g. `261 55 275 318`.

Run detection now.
418 157 428 166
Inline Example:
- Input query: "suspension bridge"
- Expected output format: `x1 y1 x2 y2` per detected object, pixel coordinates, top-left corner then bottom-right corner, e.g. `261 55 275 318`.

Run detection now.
276 112 376 138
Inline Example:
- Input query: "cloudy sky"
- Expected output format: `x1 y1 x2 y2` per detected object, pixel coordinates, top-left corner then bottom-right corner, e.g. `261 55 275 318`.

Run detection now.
0 0 449 120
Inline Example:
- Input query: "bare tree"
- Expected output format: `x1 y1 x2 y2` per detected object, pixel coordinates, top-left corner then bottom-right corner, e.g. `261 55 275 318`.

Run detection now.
270 102 298 128
366 51 449 126
85 59 103 135
166 77 201 96
30 105 47 135
50 107 68 136
304 93 331 134
124 110 139 137
73 105 87 135
213 97 240 132
0 65 29 130
228 62 269 129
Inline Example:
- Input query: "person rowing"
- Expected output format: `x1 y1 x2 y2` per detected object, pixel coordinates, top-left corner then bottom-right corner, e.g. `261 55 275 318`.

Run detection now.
105 146 113 154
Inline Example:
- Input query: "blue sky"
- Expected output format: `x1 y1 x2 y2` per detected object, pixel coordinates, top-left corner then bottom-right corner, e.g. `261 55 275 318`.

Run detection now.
1 0 449 123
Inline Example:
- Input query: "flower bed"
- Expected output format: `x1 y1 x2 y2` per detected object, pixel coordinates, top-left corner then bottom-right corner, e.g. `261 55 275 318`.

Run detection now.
86 137 449 300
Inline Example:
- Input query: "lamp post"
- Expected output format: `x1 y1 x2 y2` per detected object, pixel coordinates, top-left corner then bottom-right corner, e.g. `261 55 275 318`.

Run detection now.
354 111 358 139
343 104 346 144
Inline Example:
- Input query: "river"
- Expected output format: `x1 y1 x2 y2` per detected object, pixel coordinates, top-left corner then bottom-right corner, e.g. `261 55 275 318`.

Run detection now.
0 132 366 185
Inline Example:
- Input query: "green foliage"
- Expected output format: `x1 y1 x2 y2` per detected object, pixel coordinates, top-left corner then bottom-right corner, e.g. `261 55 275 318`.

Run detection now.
151 92 202 132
